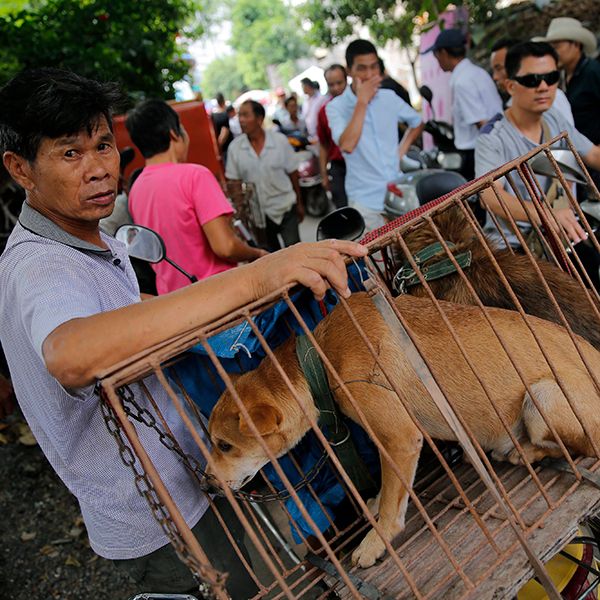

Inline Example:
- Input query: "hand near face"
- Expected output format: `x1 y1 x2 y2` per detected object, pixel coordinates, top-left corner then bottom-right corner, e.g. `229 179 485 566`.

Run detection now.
355 73 382 106
249 239 368 301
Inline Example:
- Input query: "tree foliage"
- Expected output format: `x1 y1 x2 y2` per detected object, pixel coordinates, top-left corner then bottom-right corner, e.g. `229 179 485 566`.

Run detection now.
0 0 200 101
228 0 308 89
300 0 498 48
201 55 246 100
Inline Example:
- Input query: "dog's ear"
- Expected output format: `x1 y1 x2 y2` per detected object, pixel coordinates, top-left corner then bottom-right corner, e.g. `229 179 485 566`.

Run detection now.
238 404 283 437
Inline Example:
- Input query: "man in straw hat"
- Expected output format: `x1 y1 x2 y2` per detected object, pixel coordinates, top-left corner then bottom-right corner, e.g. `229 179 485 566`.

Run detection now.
535 18 600 152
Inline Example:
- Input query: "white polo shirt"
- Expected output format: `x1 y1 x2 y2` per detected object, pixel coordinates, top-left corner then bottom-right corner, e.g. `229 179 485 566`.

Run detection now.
450 58 503 150
226 130 298 225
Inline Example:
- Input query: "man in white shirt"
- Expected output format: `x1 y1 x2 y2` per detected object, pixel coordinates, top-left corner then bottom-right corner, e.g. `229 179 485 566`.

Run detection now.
425 29 503 179
301 78 327 140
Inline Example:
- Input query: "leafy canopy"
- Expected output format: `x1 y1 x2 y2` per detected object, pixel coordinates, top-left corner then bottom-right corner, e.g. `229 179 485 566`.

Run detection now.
0 0 201 101
300 0 498 48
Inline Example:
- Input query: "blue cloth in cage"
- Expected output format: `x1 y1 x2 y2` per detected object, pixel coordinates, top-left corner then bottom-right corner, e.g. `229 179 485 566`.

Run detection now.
168 262 380 541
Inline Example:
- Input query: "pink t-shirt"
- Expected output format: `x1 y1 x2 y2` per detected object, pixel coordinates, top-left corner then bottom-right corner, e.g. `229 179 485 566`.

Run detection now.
128 163 235 294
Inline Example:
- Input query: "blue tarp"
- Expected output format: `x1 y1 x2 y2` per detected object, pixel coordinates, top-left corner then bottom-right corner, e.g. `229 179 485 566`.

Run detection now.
168 263 380 541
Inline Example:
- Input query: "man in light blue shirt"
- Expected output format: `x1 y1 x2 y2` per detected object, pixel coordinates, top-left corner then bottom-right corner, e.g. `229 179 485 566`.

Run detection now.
327 39 424 231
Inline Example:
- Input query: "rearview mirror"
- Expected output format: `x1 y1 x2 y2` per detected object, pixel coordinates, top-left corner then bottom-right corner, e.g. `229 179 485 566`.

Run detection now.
115 224 165 263
419 85 433 104
316 207 365 241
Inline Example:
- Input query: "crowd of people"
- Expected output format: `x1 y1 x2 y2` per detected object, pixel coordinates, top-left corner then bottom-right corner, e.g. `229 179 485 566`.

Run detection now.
0 14 600 598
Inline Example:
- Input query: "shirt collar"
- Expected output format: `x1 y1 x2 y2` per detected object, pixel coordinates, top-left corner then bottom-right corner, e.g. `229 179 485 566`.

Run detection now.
450 58 470 81
18 202 111 254
240 129 276 150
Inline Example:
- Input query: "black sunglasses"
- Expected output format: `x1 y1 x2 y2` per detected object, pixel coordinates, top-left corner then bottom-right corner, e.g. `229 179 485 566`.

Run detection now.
512 70 560 88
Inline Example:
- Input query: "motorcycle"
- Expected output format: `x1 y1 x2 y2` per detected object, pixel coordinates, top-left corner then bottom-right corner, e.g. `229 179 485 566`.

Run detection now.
274 120 330 218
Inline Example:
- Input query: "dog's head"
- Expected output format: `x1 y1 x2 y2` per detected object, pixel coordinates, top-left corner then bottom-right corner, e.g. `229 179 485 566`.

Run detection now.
204 350 316 491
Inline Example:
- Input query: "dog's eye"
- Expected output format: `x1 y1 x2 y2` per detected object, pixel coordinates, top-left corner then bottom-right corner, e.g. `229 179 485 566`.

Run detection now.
217 441 232 453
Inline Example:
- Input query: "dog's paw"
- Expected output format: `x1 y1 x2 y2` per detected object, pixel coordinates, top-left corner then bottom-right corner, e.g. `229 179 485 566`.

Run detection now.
351 529 386 569
366 493 380 515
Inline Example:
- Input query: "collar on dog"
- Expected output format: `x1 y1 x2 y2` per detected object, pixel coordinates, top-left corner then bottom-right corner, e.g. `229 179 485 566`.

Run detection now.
392 241 472 295
296 334 375 494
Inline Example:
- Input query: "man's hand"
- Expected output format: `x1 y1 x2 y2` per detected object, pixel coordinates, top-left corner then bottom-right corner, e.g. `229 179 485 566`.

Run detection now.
250 239 368 301
296 199 305 223
0 374 15 420
552 207 588 244
355 74 382 106
321 172 330 192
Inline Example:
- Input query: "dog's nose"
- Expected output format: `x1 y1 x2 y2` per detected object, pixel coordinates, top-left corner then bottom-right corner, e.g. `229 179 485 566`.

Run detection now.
199 474 222 495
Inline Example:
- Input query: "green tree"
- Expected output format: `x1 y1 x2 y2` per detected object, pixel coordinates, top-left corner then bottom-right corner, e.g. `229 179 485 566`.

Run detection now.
0 0 200 101
201 55 245 100
229 0 308 89
300 0 497 48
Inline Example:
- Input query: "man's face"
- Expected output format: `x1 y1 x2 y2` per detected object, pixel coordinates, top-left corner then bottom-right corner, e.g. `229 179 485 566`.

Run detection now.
348 53 380 84
238 104 262 135
506 54 558 114
491 46 508 91
550 40 581 68
325 68 347 98
286 99 298 118
16 115 119 227
433 49 453 72
174 124 190 163
302 82 313 96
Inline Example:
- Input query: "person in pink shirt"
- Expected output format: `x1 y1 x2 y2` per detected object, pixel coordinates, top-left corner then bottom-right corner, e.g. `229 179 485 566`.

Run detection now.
126 100 266 294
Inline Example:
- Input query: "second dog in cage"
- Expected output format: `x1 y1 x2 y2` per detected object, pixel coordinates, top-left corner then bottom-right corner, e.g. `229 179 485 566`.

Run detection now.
204 291 600 569
399 206 600 351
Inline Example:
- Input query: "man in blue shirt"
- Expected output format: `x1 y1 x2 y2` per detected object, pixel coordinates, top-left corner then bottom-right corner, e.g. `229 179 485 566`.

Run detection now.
326 39 424 232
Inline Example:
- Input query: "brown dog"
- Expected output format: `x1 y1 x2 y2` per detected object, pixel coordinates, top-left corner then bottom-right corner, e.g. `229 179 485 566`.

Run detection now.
206 292 600 568
399 207 600 351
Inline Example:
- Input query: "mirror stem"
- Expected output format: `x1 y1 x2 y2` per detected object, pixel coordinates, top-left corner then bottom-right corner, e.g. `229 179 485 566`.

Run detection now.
164 257 197 283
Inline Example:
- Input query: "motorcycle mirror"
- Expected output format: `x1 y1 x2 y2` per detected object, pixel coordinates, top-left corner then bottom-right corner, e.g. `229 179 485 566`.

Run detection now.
316 207 365 242
115 224 165 263
419 85 434 104
115 224 198 283
529 149 587 185
400 154 423 173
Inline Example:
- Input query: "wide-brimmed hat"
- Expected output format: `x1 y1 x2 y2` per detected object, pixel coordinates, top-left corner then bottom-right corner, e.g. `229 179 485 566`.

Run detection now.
533 17 597 56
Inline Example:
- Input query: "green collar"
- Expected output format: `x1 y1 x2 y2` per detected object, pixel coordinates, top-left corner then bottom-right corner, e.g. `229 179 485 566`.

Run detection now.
393 241 472 295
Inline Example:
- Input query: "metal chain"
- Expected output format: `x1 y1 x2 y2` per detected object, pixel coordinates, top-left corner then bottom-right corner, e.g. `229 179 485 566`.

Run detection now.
114 383 332 503
98 387 223 599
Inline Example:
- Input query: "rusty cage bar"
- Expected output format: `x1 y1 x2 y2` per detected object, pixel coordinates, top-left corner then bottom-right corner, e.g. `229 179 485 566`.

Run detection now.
99 134 600 599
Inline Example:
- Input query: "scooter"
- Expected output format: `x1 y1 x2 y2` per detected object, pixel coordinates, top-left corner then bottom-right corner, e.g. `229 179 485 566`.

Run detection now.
274 121 330 218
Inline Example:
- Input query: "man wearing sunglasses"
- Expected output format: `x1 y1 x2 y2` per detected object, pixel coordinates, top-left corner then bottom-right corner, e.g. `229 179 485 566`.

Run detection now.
475 42 600 249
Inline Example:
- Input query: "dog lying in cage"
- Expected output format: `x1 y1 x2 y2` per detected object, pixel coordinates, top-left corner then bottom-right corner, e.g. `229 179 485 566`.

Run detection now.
397 205 600 351
205 291 600 569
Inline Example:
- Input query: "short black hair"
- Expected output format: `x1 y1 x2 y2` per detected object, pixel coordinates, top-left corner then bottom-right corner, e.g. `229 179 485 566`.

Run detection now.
215 92 225 106
0 67 122 162
284 96 297 107
345 39 378 68
125 99 182 159
325 64 347 79
505 41 558 79
241 99 265 120
491 38 520 53
441 46 467 59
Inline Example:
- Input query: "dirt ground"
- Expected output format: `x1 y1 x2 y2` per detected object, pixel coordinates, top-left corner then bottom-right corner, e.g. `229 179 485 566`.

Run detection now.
0 411 137 600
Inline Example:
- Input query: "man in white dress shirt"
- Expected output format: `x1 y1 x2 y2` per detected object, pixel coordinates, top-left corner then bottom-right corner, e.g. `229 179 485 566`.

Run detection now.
425 29 503 180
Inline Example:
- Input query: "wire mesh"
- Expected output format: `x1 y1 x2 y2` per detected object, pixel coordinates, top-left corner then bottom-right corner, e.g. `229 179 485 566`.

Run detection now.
100 133 600 599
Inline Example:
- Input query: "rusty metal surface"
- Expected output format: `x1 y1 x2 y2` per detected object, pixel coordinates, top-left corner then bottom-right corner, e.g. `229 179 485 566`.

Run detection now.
98 133 600 599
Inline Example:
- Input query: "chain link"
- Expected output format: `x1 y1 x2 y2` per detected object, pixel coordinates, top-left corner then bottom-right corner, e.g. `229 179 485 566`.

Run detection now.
99 382 336 592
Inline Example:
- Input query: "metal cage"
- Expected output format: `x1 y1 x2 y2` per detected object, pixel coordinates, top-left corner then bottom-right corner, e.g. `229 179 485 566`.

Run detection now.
100 133 600 599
